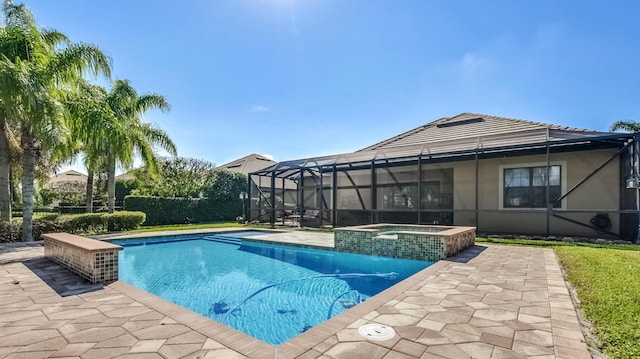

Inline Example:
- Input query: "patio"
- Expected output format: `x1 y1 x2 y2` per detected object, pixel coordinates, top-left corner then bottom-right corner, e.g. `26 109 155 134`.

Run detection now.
0 233 592 358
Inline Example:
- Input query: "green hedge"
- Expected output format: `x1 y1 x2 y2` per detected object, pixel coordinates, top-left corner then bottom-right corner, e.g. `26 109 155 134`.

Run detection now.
124 195 241 225
63 213 106 233
105 212 146 231
0 211 146 243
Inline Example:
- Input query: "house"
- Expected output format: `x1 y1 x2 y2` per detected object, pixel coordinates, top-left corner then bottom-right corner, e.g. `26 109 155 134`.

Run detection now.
115 172 136 181
218 153 277 174
249 113 638 240
47 170 89 209
49 170 88 187
220 154 298 221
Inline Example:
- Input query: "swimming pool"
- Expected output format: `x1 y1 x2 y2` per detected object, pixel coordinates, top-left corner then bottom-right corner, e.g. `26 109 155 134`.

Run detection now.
112 231 433 345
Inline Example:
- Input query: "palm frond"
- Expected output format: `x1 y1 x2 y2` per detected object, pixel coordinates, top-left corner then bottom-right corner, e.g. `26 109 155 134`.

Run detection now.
3 2 37 34
48 43 112 83
137 122 177 156
39 28 69 48
107 79 137 118
137 93 170 113
131 131 160 177
2 118 20 162
610 121 640 133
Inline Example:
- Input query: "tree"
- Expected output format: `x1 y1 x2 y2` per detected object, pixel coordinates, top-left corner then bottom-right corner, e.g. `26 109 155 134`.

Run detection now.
104 79 176 212
0 0 35 221
115 178 138 206
50 181 86 206
65 79 176 214
610 121 640 133
63 81 116 213
0 117 19 220
204 170 247 202
133 157 216 198
0 1 111 241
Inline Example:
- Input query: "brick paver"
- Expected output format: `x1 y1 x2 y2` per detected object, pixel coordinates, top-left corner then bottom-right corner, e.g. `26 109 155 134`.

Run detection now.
0 236 592 358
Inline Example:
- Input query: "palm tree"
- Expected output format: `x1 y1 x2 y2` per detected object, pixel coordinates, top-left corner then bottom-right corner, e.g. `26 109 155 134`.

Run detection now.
0 111 19 221
0 1 111 241
0 1 38 221
103 79 176 212
610 121 640 133
65 80 176 214
62 81 115 213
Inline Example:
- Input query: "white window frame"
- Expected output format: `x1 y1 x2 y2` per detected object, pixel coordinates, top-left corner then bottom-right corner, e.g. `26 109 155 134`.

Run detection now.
498 161 567 210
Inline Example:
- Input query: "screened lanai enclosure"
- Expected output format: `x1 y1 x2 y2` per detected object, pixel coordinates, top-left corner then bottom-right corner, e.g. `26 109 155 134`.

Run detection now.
248 115 640 242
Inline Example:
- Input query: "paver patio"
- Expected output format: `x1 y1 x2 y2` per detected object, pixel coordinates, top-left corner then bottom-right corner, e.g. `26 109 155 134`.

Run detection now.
0 234 592 358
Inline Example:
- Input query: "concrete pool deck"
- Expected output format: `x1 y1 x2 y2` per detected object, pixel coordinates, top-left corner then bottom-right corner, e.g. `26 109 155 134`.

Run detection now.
0 230 592 358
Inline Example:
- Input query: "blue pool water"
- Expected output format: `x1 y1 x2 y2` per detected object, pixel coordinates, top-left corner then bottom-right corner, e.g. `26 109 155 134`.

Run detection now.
113 232 433 345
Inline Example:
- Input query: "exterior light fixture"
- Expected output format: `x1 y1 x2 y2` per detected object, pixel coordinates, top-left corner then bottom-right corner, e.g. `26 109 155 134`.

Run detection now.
239 192 248 223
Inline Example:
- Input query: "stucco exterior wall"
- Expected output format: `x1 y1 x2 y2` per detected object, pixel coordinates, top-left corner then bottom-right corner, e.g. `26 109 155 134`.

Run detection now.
451 148 620 237
292 148 622 238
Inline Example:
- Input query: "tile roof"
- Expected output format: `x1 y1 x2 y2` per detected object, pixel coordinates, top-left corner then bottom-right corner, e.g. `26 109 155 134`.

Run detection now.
49 169 88 184
360 112 606 151
218 153 277 175
252 112 627 179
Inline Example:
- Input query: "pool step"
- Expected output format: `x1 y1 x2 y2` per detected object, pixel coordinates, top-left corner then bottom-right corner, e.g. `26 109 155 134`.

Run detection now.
202 235 242 246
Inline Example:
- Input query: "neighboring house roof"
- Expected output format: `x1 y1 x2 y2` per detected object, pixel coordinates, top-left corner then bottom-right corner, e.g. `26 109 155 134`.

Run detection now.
360 112 606 151
49 170 88 185
115 172 135 181
219 154 277 175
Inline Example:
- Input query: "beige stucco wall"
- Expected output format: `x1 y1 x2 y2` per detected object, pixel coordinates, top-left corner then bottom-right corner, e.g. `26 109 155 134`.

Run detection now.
293 148 622 237
450 148 620 237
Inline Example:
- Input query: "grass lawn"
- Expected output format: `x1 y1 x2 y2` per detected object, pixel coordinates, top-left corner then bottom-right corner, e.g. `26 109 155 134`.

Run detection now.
478 237 640 358
555 246 640 358
127 221 243 233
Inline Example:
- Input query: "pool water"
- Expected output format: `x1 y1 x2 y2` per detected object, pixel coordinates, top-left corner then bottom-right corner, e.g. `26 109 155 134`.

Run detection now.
113 232 433 345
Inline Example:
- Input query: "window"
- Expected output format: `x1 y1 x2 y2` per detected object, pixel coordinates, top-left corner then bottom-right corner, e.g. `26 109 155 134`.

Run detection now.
504 165 561 208
380 184 418 209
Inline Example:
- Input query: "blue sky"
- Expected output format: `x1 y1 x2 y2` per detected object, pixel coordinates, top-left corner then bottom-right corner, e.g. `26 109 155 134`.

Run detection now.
24 0 640 172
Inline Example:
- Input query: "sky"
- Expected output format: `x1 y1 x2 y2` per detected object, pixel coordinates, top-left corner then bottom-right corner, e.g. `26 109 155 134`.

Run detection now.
22 0 640 173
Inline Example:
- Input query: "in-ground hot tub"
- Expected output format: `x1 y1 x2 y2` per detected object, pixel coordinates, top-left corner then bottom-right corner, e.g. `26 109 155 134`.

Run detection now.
334 224 476 262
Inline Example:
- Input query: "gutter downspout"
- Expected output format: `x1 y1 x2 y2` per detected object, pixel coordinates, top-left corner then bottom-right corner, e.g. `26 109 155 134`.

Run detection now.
545 128 551 237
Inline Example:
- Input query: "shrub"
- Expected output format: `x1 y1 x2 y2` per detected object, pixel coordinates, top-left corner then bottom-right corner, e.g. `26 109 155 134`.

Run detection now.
59 213 106 233
115 179 139 206
51 181 87 206
124 195 241 225
39 213 61 221
105 211 146 231
0 211 146 242
0 221 22 243
124 196 201 225
32 214 63 240
0 218 60 243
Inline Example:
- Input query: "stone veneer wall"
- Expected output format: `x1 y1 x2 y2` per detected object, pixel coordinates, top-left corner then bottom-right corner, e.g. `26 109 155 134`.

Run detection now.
43 233 123 284
334 224 476 262
444 229 476 258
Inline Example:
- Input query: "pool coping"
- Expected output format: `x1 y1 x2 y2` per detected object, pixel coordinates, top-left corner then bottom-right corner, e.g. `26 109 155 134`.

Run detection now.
101 228 441 357
107 256 447 358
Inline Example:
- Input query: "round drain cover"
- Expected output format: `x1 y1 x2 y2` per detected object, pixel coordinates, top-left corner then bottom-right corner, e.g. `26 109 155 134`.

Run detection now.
358 324 396 341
